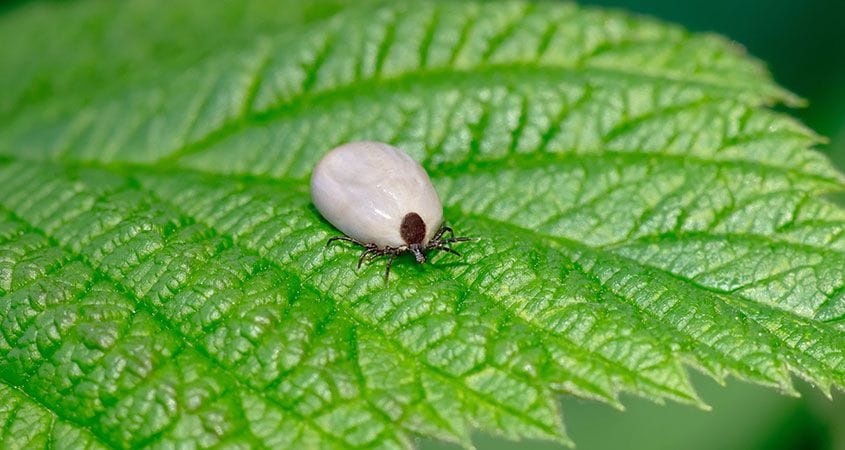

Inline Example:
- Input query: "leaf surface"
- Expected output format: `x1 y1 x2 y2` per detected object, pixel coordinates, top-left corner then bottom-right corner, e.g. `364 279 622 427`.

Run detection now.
1 0 843 448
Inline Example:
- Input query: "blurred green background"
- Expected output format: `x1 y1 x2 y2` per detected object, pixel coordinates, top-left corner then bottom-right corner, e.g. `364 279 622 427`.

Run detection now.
426 1 845 449
583 0 845 172
423 375 843 450
2 0 842 449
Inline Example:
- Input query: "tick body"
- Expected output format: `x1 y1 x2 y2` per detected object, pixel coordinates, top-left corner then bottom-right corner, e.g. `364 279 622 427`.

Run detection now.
311 141 475 282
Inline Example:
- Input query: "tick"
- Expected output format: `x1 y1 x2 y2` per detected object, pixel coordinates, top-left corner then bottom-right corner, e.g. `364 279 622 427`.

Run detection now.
310 141 476 283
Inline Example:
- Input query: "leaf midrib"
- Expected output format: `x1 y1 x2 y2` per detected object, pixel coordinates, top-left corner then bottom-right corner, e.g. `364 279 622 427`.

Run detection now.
3 133 843 220
3 153 842 264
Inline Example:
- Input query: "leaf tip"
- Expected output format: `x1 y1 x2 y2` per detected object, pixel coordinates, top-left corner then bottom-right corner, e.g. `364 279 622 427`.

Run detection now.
685 393 712 412
608 397 626 412
777 88 808 109
556 433 577 449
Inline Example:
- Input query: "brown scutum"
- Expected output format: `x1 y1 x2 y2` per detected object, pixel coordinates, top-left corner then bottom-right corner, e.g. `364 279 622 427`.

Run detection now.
400 212 426 244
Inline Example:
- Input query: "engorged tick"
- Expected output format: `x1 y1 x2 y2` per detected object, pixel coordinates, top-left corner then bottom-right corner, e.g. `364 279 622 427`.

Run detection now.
310 141 477 283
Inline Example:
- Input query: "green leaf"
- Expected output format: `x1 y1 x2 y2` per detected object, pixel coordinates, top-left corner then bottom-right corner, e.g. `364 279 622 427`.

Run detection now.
1 0 843 448
0 383 108 449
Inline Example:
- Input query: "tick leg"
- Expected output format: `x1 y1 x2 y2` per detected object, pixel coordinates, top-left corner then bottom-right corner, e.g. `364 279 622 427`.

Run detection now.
441 236 477 244
384 253 396 285
432 244 461 257
357 247 382 269
432 226 454 241
326 235 367 248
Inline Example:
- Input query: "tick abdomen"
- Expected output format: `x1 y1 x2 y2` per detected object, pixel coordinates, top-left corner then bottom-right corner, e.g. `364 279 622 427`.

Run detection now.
310 141 443 249
314 141 477 283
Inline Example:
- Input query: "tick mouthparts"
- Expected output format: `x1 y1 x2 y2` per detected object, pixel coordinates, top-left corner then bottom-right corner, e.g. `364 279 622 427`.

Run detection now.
412 247 426 263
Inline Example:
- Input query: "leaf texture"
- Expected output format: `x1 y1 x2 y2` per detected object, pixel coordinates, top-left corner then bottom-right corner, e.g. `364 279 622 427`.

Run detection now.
1 0 844 448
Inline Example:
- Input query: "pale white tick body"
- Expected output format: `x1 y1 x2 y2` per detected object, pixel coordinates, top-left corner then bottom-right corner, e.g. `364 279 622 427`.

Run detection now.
311 141 475 283
311 141 443 248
